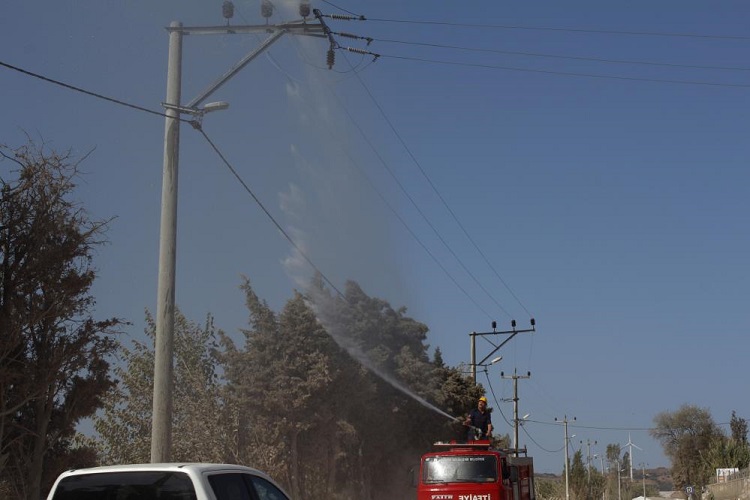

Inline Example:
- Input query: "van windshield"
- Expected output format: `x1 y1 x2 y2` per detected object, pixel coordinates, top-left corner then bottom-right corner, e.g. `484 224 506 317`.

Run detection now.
50 471 197 500
423 455 497 484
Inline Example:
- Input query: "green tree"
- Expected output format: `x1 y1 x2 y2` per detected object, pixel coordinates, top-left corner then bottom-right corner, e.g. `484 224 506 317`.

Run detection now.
729 411 748 445
604 444 622 500
699 430 750 475
95 310 227 464
219 278 364 500
570 449 588 500
606 443 622 470
0 141 121 500
622 452 631 483
651 404 723 490
307 278 447 499
589 468 606 500
222 275 471 500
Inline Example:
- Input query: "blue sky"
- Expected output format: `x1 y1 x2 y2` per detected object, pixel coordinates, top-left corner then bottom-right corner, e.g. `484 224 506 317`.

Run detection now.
2 0 749 475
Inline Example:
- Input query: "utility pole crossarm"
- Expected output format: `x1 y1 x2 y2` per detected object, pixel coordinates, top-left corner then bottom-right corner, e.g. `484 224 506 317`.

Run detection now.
468 319 535 383
476 322 535 367
166 21 326 37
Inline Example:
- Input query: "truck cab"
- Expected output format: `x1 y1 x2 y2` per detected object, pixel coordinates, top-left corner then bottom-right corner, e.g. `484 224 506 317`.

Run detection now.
417 441 535 500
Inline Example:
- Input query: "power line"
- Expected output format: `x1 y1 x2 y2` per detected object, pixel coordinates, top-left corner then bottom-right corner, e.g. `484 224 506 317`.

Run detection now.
319 0 361 17
345 66 513 319
377 53 750 89
372 37 750 72
484 370 514 428
484 371 563 453
288 39 499 321
0 52 496 321
365 18 750 42
331 121 498 320
196 126 347 300
527 419 656 432
0 60 191 122
521 422 565 454
0 58 349 303
348 55 534 319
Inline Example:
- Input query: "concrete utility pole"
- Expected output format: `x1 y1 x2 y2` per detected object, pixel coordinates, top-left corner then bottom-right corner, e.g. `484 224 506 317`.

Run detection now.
152 21 182 463
556 415 575 500
469 319 535 383
581 438 597 481
501 368 530 456
150 10 325 463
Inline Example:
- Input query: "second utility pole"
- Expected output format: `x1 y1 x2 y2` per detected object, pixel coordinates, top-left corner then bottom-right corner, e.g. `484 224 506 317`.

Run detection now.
501 368 530 456
556 415 575 500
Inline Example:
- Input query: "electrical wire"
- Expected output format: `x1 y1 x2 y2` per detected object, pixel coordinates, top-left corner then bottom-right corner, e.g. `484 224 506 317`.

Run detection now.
0 61 193 122
288 38 499 321
0 54 340 306
372 37 750 72
195 126 347 300
364 18 750 42
290 39 503 320
484 370 514 428
377 53 750 89
348 56 534 319
483 370 563 454
319 0 361 17
344 58 513 320
521 423 564 454
527 419 656 432
0 50 496 322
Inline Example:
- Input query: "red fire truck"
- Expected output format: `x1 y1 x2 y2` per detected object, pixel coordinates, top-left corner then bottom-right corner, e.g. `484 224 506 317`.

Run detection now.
416 440 535 500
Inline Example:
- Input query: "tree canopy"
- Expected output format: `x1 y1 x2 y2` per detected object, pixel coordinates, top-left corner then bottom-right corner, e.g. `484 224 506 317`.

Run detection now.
95 276 483 499
0 140 121 499
650 404 725 490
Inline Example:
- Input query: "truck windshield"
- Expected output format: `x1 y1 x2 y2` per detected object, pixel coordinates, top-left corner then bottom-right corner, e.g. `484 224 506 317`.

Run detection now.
423 455 497 484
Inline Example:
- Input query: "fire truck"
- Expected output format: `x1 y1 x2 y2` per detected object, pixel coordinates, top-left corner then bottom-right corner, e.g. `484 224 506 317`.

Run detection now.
416 440 535 500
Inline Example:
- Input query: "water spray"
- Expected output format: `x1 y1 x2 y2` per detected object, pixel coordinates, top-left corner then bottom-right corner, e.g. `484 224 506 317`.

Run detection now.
304 286 466 427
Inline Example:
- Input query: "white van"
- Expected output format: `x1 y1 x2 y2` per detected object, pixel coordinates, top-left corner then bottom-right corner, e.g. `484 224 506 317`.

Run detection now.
46 463 291 500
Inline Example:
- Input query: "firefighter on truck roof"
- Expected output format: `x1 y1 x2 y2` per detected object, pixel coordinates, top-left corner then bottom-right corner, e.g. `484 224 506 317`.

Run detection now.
464 396 493 441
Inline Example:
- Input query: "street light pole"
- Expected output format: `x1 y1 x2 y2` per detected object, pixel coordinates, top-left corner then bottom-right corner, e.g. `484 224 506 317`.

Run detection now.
150 15 325 463
151 20 182 463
